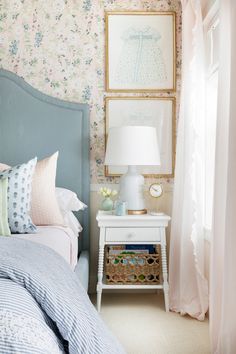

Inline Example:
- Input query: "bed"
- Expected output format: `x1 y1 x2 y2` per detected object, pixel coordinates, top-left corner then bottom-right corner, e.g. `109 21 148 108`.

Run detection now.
0 69 125 353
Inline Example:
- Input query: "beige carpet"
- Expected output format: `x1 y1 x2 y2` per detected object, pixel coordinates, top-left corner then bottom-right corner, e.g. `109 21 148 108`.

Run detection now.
91 293 210 354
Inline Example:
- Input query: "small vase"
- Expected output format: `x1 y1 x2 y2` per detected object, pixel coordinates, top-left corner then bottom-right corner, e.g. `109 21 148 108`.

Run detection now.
102 197 113 211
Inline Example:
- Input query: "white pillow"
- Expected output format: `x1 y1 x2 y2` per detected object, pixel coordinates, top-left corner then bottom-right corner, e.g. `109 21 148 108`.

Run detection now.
64 211 83 236
55 188 87 236
55 187 87 212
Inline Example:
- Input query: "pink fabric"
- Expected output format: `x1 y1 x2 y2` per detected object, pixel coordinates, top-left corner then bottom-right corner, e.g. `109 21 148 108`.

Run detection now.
169 0 208 320
210 1 236 352
14 226 78 269
30 152 64 226
0 163 10 171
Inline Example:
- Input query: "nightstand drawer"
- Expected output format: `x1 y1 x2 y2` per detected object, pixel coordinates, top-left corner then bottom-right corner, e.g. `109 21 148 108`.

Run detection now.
105 227 161 242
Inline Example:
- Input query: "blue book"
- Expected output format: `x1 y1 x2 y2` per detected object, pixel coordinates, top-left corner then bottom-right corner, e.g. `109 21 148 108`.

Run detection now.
125 244 155 254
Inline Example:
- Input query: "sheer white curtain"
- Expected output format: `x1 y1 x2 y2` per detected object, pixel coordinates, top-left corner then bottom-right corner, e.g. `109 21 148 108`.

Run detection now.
210 0 236 352
169 0 208 320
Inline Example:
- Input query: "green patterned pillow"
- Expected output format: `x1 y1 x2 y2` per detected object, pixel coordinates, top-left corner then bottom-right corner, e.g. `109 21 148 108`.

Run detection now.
0 177 11 236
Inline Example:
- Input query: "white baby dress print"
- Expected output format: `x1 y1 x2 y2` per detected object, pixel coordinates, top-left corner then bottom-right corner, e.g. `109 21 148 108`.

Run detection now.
115 26 167 85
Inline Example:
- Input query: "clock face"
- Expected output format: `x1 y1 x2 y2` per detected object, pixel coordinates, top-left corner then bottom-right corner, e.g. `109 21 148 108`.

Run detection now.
149 183 163 198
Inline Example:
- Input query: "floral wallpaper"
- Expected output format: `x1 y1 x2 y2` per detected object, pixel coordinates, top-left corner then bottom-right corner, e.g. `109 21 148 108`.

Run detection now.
0 0 181 185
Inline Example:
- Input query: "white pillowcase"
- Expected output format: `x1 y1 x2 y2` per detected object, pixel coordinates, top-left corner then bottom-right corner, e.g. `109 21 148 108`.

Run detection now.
63 211 83 236
55 187 87 212
55 187 87 236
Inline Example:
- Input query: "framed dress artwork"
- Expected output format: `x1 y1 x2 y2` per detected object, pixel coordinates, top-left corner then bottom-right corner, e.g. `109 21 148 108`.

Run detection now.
105 11 176 92
105 97 176 177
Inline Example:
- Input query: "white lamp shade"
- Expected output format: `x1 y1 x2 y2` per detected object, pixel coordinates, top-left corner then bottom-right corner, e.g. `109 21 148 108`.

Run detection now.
105 126 160 166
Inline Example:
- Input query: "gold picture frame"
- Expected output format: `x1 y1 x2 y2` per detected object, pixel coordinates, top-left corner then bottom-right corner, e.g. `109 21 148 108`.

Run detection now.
105 11 176 92
105 96 176 178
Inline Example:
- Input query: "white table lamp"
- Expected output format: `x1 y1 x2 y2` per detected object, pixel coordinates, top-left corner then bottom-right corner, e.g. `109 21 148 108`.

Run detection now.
105 126 160 214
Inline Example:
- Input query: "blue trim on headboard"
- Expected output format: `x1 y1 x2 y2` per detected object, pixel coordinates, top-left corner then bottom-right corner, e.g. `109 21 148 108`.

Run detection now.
0 69 90 252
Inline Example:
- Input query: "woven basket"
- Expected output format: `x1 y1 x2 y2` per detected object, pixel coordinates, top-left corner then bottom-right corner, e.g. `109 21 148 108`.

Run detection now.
105 246 162 285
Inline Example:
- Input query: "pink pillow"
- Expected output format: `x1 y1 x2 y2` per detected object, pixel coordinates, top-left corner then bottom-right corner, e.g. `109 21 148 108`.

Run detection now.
30 152 64 226
0 163 10 171
0 153 64 226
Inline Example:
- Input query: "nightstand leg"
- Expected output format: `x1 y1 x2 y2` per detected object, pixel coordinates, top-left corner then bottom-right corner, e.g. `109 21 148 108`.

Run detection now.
161 235 169 312
97 230 105 312
97 289 102 313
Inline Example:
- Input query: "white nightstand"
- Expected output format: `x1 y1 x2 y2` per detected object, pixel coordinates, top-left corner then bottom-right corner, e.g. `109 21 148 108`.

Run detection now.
96 212 171 312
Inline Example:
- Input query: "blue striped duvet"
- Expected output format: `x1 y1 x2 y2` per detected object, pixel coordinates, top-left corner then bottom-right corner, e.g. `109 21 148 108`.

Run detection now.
0 237 125 354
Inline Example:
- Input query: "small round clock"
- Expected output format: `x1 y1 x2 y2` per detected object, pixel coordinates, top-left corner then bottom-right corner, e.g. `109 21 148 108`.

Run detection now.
149 183 163 198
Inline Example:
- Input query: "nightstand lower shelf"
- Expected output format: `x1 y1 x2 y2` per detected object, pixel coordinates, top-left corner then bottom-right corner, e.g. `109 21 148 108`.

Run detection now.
100 283 164 290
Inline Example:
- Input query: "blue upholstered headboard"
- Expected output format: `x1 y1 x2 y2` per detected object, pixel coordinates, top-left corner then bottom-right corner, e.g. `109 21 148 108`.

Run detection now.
0 69 90 253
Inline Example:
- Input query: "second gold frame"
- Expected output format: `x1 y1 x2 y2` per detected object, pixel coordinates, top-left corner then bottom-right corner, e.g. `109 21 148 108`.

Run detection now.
105 97 176 178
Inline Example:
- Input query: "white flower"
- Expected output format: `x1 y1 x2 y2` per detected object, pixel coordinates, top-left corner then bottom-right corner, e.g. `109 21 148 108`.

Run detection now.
98 187 118 199
106 188 111 196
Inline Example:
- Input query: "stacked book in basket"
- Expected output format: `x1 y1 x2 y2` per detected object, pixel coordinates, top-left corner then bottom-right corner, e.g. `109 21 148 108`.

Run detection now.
105 245 162 285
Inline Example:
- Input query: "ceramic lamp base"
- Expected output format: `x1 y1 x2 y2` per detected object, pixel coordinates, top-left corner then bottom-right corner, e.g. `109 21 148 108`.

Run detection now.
119 165 146 212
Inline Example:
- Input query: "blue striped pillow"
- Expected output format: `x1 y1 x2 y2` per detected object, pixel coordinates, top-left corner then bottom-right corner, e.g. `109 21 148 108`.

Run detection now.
0 158 37 234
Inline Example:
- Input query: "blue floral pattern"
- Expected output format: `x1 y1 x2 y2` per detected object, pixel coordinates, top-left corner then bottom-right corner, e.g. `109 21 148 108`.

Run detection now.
0 158 37 234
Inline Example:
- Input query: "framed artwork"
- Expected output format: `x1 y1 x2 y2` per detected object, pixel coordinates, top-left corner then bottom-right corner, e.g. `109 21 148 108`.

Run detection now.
105 97 175 177
105 11 176 92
